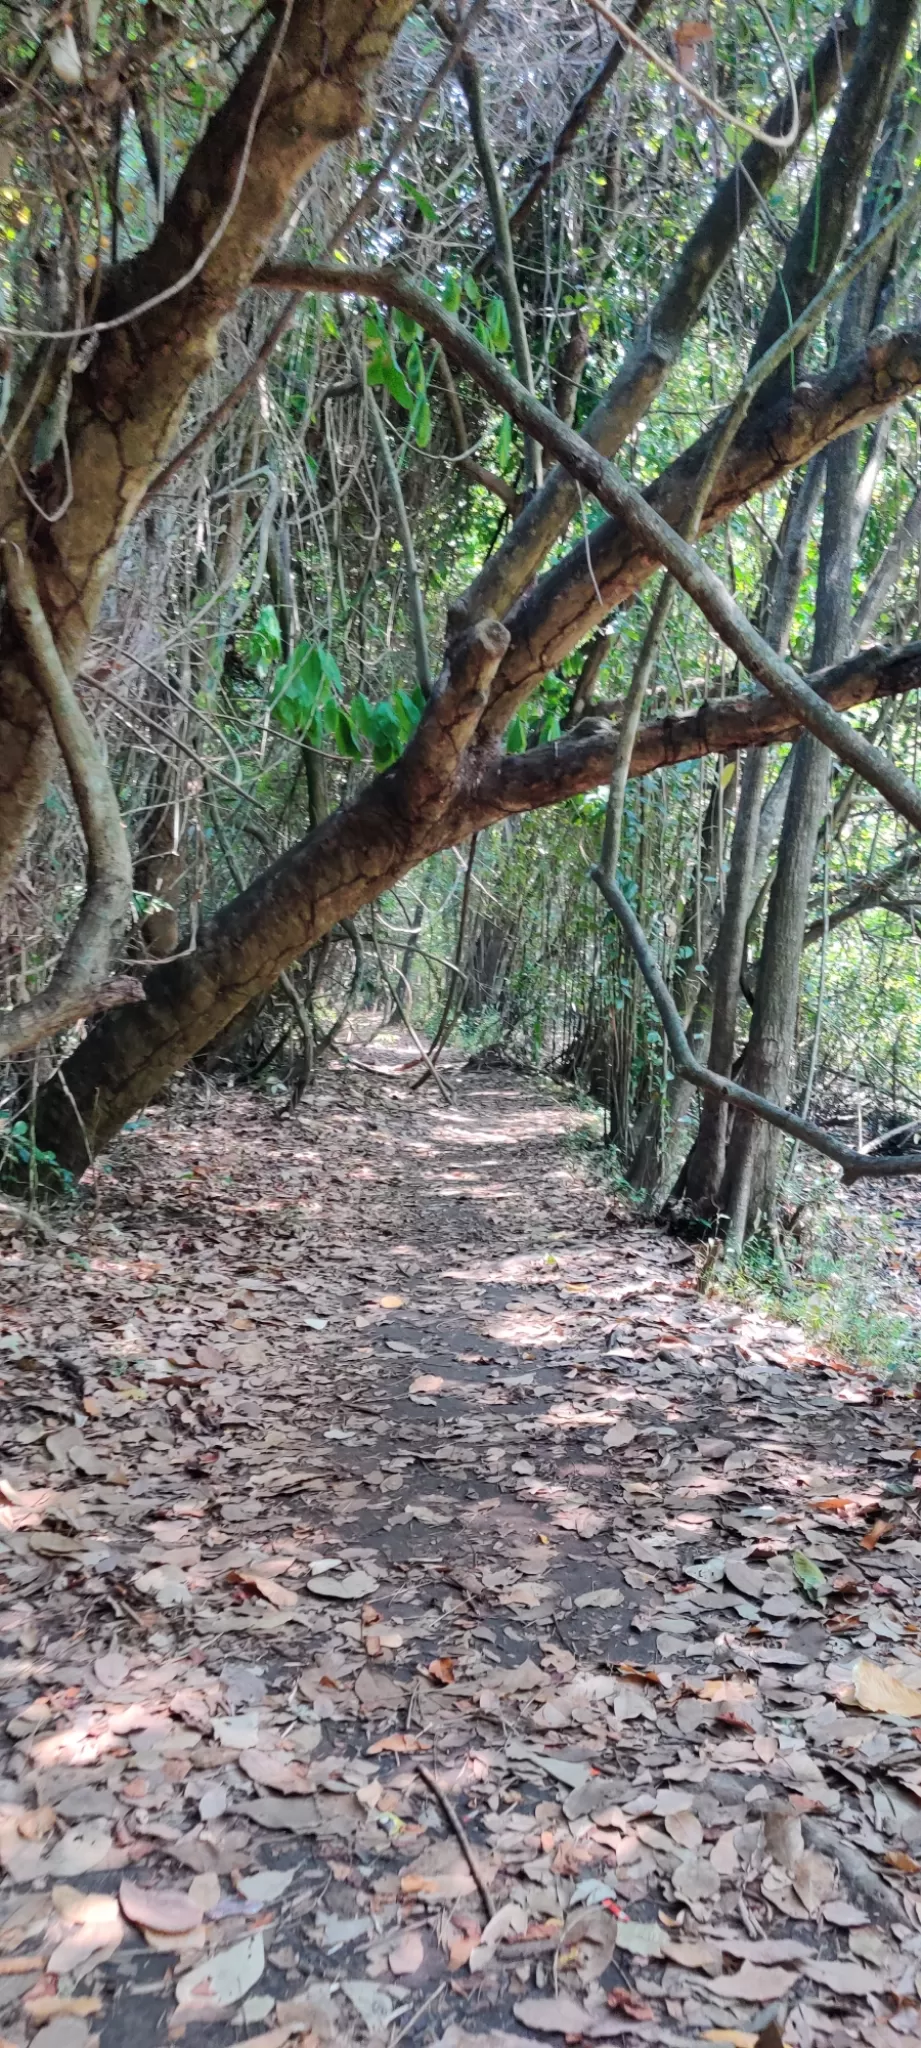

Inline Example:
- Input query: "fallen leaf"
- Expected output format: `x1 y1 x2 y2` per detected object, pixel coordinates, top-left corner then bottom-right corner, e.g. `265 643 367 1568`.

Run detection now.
803 1957 887 1993
239 1748 313 1796
388 1928 425 1975
22 2000 102 2023
238 1869 295 1903
708 1962 802 2001
174 1931 265 2014
227 1569 299 1610
367 1733 430 1755
723 1553 765 1599
605 1988 655 2020
46 1887 123 1976
307 1569 378 1601
512 1993 590 2034
29 2022 95 2048
341 1981 398 2030
852 1656 921 1717
119 1879 202 1935
615 1918 667 1957
44 1823 112 1878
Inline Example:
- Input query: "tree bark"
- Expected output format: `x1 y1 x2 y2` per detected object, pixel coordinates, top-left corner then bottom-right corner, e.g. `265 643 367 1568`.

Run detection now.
0 0 413 885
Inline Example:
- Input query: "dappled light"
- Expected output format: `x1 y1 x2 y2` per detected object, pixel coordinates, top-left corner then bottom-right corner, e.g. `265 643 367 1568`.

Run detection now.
2 1068 920 2048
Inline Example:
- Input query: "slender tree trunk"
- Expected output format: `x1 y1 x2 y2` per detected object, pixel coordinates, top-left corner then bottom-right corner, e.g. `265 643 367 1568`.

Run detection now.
679 455 825 1210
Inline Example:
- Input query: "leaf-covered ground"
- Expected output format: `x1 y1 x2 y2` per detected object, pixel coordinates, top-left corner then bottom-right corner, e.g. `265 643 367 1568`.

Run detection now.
1 1063 920 2048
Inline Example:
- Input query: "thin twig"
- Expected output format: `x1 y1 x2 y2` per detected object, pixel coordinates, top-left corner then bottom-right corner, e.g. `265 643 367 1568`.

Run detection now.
416 1764 496 1919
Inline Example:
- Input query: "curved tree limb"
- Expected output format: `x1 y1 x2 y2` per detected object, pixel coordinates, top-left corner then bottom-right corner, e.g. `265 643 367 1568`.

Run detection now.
0 541 137 1058
590 867 921 1185
475 641 921 816
259 259 921 829
354 351 433 698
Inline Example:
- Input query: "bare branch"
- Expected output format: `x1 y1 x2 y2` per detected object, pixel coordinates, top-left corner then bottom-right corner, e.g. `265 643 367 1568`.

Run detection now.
259 258 921 829
0 542 136 1058
591 866 921 1185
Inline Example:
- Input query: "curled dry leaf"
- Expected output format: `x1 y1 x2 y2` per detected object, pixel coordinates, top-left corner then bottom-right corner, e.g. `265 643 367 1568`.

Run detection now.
119 1879 202 1935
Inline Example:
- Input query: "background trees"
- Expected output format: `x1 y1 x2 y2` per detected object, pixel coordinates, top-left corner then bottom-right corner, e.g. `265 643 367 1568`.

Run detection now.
2 0 921 1245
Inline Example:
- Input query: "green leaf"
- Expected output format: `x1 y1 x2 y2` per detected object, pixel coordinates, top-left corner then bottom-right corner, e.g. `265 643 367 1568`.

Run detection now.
442 269 462 313
506 713 527 754
792 1551 828 1604
396 173 436 222
487 295 511 352
392 687 422 741
333 706 362 759
412 394 432 449
393 307 422 345
497 412 513 466
379 354 414 411
270 641 341 735
246 604 282 677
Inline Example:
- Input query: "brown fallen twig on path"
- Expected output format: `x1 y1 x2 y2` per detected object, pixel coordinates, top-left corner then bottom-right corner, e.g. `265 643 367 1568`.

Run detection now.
416 1762 497 1920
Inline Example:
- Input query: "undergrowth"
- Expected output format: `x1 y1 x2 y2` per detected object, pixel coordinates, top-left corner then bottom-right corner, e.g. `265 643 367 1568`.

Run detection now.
725 1200 921 1386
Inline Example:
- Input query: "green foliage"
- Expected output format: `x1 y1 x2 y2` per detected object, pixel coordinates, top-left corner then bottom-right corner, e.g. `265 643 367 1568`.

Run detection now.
1 1117 75 1196
728 1217 921 1387
261 634 424 769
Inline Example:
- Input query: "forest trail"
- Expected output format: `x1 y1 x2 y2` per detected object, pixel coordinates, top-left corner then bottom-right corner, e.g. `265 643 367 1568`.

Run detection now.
1 1064 920 2048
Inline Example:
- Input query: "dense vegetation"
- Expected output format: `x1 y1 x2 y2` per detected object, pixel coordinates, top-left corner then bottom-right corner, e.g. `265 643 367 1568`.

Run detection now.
2 0 921 1255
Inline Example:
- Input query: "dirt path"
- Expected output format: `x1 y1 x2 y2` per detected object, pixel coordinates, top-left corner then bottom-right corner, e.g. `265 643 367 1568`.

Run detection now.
1 1064 920 2048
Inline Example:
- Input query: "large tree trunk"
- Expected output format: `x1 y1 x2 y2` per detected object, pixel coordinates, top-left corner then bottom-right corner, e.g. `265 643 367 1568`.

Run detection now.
0 0 412 887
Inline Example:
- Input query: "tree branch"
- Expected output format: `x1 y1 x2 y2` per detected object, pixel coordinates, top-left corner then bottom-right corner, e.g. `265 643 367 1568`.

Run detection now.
399 618 510 816
590 867 921 1185
355 352 433 698
434 344 519 509
474 0 657 267
258 259 921 829
474 641 921 818
460 4 861 623
802 844 921 945
0 542 137 1059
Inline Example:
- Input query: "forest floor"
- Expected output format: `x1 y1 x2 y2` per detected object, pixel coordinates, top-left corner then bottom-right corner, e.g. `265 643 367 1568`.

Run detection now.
1 1057 921 2048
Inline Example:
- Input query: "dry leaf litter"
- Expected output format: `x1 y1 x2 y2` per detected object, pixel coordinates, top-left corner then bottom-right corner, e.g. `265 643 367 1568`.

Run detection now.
0 1066 919 2048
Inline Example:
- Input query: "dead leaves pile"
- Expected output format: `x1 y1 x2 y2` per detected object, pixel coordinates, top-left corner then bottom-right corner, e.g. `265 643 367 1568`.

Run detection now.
0 1071 919 2047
